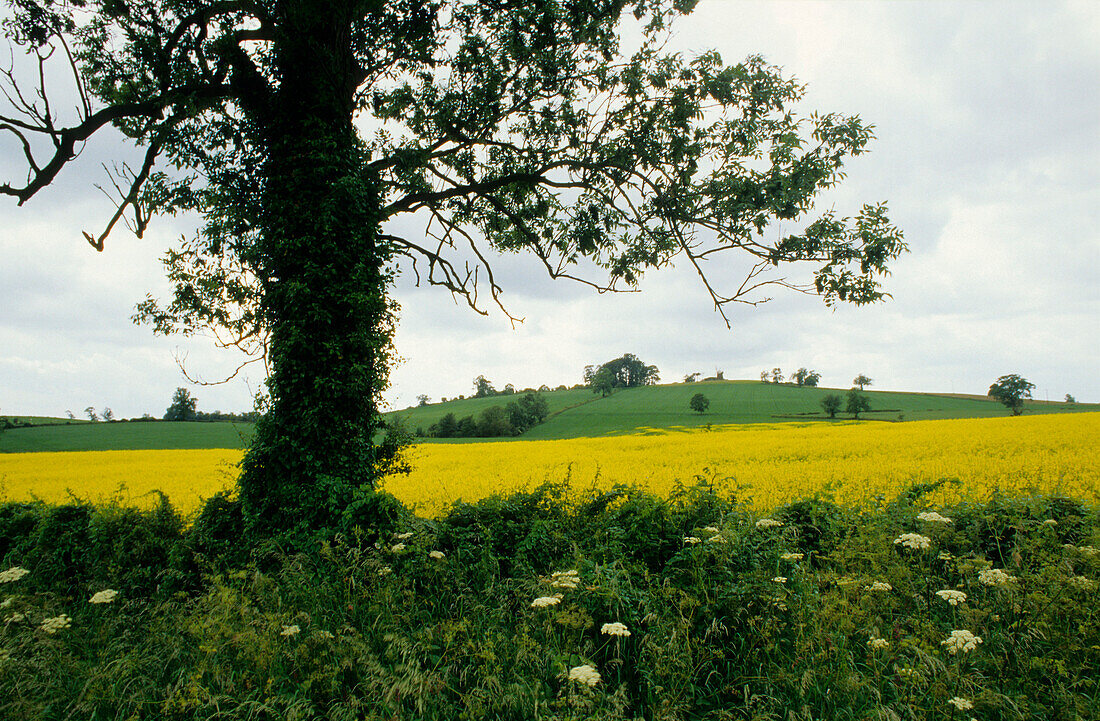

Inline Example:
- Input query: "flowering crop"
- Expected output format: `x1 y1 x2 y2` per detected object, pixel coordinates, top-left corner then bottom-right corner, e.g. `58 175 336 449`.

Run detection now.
1 413 1098 517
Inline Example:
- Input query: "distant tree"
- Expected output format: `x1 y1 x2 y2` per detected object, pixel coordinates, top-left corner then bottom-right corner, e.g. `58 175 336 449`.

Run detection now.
761 370 771 383
1065 394 1076 404
65 410 75 420
845 390 871 419
772 368 784 384
988 374 1035 416
164 387 198 421
477 406 514 437
591 367 616 398
684 372 701 383
102 407 115 422
429 413 459 438
538 385 551 393
853 374 872 391
416 394 430 407
84 406 99 422
792 368 821 387
473 375 496 398
689 393 710 414
502 384 516 396
821 394 842 418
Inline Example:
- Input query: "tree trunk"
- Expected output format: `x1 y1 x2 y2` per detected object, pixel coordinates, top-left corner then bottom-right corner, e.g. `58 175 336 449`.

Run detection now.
238 1 392 536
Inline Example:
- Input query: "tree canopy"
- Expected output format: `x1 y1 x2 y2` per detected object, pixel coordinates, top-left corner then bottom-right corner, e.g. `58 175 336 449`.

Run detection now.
2 0 905 538
988 374 1034 416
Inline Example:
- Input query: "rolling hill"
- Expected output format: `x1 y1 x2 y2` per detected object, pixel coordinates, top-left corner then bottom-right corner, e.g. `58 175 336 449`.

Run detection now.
2 381 1095 452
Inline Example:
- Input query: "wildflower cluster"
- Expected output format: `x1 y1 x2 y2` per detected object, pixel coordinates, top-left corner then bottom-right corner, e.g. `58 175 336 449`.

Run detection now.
755 518 783 529
978 568 1017 587
548 570 580 589
917 511 952 523
935 589 967 606
868 637 889 650
865 581 892 592
89 589 118 604
567 664 601 687
40 614 72 634
941 629 982 654
0 567 29 584
600 622 631 637
531 594 563 608
893 533 931 550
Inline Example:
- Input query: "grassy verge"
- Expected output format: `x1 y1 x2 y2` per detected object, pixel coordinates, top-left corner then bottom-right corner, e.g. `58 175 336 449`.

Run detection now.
1 481 1097 719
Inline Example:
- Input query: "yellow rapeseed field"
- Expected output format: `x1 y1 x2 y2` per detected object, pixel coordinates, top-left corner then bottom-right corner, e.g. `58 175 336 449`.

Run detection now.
1 413 1097 516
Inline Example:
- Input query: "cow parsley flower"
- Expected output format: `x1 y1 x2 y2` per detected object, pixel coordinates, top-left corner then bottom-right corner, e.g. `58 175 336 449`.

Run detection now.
702 526 719 534
917 511 952 523
601 622 631 637
89 589 118 604
948 697 974 710
531 594 563 608
894 533 932 550
390 543 406 552
40 614 72 634
772 576 787 584
393 532 413 540
978 568 1017 587
280 624 300 637
707 534 727 543
429 550 445 560
378 566 392 576
549 570 580 589
781 552 803 561
755 518 783 529
568 664 601 686
868 637 890 650
936 589 967 606
683 536 701 545
941 629 982 654
865 581 893 592
0 567 29 584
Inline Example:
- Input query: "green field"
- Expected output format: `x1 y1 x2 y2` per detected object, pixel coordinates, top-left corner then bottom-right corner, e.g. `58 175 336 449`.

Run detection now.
3 381 1095 451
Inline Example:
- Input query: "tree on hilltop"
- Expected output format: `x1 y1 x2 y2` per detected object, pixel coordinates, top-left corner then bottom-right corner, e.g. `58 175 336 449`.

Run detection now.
988 374 1034 416
2 0 905 538
853 374 872 391
792 368 821 387
164 387 198 421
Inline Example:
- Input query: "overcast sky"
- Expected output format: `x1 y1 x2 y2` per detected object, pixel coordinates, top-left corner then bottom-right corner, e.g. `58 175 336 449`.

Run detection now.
2 0 1098 419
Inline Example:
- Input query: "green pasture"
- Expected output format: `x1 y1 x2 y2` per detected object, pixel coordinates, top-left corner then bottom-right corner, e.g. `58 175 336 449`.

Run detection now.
3 382 1094 452
0 421 255 452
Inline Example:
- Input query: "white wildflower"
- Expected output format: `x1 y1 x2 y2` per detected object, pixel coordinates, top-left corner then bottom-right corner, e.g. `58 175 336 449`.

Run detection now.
0 567 29 584
771 597 788 610
941 629 982 654
390 543 406 552
707 534 727 544
868 637 890 650
938 551 954 561
89 589 119 604
378 566 392 576
429 550 445 560
772 576 787 584
683 536 702 545
702 526 719 534
315 630 334 639
4 613 25 623
865 581 893 592
280 624 300 637
40 614 72 634
393 532 414 540
601 622 631 637
549 570 580 589
936 589 967 606
1042 519 1058 526
948 697 974 711
781 552 804 561
978 568 1017 587
567 664 601 686
755 518 783 529
531 594 563 608
894 533 932 550
917 511 953 524
1068 576 1098 591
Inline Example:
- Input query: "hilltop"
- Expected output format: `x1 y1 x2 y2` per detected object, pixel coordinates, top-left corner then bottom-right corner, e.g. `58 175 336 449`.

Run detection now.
2 380 1095 452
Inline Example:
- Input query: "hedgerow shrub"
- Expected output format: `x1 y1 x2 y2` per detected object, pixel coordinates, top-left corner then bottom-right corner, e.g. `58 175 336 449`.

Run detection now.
1 481 1098 719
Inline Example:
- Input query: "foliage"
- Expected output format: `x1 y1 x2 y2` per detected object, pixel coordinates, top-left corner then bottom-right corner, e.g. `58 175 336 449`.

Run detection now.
988 374 1035 416
821 393 842 418
792 367 821 387
1066 394 1076 404
846 389 872 418
853 373 873 390
689 393 709 414
585 354 660 395
428 391 550 438
0 486 1097 719
683 372 700 383
163 387 198 422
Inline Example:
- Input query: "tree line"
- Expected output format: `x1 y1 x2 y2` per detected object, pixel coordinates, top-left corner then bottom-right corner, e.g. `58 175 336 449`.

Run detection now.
425 391 550 439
